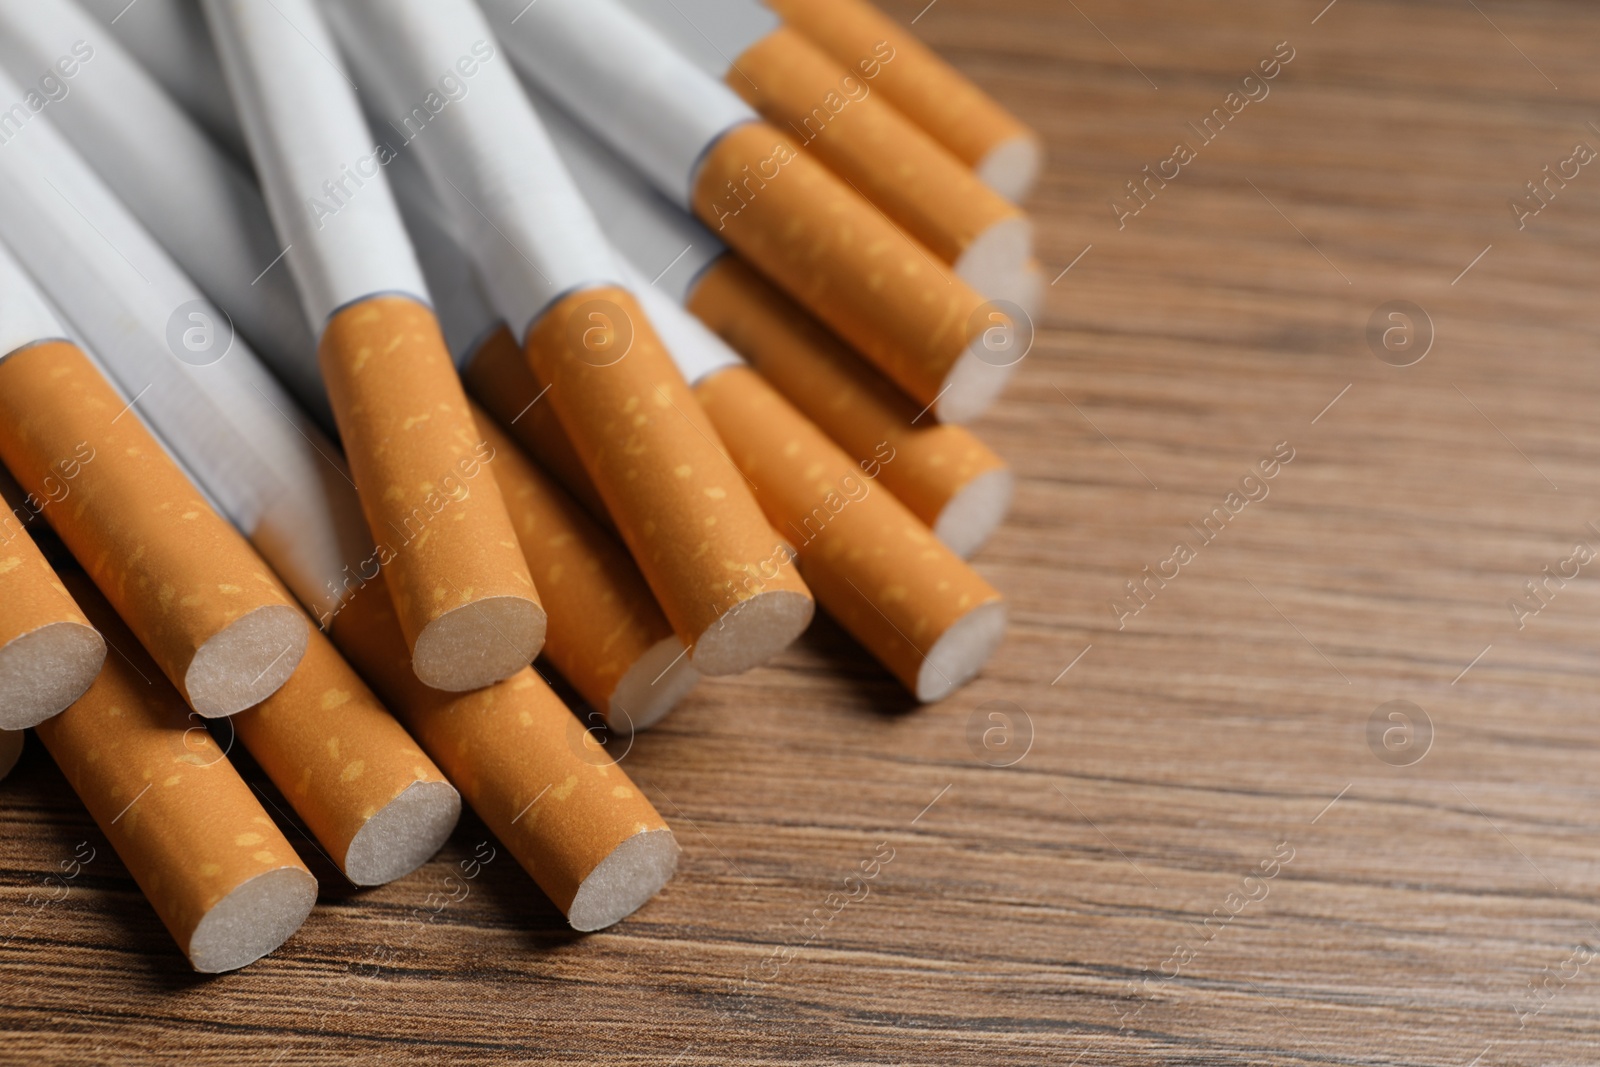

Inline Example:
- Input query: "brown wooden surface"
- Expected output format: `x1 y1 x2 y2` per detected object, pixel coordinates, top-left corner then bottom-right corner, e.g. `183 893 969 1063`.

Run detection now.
6 0 1600 1062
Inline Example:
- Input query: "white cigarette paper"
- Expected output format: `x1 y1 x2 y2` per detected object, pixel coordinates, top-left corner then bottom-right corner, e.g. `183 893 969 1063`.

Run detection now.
0 0 329 427
322 0 625 336
478 0 759 208
200 0 429 326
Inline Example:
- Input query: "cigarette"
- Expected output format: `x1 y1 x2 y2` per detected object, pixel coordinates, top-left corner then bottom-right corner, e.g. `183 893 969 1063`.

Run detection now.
0 78 344 619
687 257 1014 559
386 165 700 728
0 112 463 886
696 365 1007 701
489 0 1013 425
525 287 816 675
21 5 694 738
0 728 19 782
0 241 306 717
329 572 679 931
203 0 543 691
693 122 1012 423
766 0 1044 203
315 296 547 691
525 88 727 311
630 267 1006 700
332 0 816 676
0 481 106 730
0 339 307 718
461 329 613 531
231 629 461 886
472 405 698 732
35 573 317 973
534 106 1015 557
621 1 1032 299
381 151 620 528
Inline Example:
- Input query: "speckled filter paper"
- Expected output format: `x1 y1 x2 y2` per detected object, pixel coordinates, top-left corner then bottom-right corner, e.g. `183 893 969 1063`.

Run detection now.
472 406 687 728
727 25 1023 266
766 0 1041 194
386 150 612 527
687 257 1008 541
396 180 693 725
35 575 315 972
329 571 673 925
529 96 1002 550
521 285 813 672
0 342 305 716
231 627 456 884
0 483 104 729
694 366 1003 697
318 296 542 691
690 122 985 413
463 327 613 528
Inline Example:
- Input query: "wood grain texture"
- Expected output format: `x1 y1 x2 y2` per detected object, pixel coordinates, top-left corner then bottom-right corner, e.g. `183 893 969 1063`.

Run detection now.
5 0 1600 1062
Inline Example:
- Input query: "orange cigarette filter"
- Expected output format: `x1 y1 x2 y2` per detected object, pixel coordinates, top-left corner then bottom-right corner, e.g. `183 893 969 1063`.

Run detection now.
728 26 1030 280
0 486 105 729
691 123 1005 424
318 296 543 692
0 342 306 718
694 366 1006 702
329 572 678 931
472 406 697 732
35 575 317 973
689 256 1013 558
463 326 612 528
231 627 460 885
767 0 1043 203
522 285 814 677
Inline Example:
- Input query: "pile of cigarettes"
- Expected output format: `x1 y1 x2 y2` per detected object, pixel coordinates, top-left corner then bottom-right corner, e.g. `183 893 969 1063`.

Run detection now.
0 0 1040 971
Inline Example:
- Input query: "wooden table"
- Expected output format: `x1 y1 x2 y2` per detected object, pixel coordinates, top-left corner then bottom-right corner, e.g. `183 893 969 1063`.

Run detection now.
6 1 1600 1062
